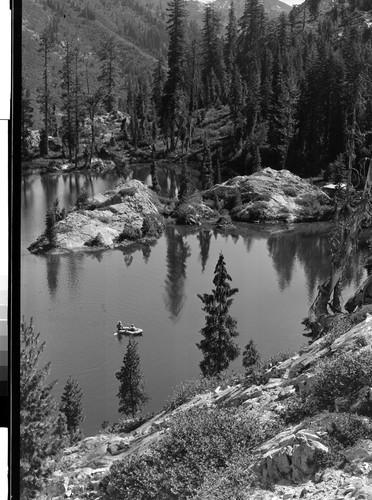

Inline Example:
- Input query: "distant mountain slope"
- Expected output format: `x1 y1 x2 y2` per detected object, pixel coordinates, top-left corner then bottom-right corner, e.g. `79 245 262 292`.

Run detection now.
22 0 162 125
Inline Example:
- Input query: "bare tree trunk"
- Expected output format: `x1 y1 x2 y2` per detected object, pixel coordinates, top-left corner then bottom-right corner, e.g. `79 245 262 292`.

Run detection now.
308 165 372 322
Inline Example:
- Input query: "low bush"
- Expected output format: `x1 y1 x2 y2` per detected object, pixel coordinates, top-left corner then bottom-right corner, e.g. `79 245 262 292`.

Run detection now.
296 194 315 207
105 413 154 434
164 371 244 411
75 189 91 210
282 186 298 197
310 413 372 471
263 350 296 370
281 394 318 424
105 407 282 499
312 348 372 411
115 226 142 242
84 232 105 247
141 214 164 238
193 452 254 500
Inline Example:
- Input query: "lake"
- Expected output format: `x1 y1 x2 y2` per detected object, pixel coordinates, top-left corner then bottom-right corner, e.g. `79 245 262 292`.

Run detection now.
21 169 368 435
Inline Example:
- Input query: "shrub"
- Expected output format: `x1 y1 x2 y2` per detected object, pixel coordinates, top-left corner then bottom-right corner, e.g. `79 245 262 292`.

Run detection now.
164 371 244 411
281 394 318 424
263 350 296 370
141 214 163 238
312 348 372 411
75 189 90 209
296 194 315 207
84 232 105 247
310 413 372 471
105 407 282 499
115 226 142 242
282 186 298 197
193 452 254 500
105 413 154 434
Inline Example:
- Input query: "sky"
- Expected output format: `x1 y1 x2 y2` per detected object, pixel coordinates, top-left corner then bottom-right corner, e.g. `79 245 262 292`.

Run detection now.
281 0 304 5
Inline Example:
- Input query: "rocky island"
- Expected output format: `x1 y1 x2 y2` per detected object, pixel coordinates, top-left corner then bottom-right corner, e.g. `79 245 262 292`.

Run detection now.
28 169 334 255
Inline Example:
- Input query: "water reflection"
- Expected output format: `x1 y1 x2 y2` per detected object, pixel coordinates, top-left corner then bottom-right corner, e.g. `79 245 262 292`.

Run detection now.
46 255 60 300
265 226 370 301
89 251 105 263
197 230 212 273
267 234 298 292
142 244 152 264
163 227 191 321
124 254 134 267
66 253 84 296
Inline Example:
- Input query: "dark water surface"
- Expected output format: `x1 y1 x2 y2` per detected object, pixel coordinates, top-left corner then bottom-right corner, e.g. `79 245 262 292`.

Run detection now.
21 171 368 435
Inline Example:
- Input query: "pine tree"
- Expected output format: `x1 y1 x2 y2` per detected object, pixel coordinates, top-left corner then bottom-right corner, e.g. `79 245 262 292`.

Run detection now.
20 318 58 497
201 141 213 190
85 88 103 167
201 5 224 107
229 63 244 134
224 1 238 77
151 159 161 193
98 36 117 113
242 339 261 373
60 39 75 162
197 253 240 377
161 0 188 150
178 156 190 202
59 376 85 444
37 29 55 156
237 0 266 76
21 78 34 159
45 202 57 247
152 59 166 118
115 338 149 417
308 0 321 19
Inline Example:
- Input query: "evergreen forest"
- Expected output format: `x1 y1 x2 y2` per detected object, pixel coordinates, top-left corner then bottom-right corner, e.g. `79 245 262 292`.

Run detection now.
21 0 372 181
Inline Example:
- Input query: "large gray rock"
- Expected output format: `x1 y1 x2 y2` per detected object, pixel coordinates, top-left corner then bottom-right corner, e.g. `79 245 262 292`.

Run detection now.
204 168 333 223
254 428 329 486
28 179 163 254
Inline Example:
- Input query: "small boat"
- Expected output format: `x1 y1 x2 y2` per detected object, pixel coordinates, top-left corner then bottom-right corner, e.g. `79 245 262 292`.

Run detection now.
115 323 143 336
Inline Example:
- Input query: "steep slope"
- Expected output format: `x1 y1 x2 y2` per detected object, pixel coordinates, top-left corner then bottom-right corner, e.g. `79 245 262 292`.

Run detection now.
22 0 163 125
40 314 372 499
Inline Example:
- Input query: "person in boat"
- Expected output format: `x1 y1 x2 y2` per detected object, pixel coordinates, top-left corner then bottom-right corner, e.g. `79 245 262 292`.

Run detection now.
117 321 124 331
129 324 135 331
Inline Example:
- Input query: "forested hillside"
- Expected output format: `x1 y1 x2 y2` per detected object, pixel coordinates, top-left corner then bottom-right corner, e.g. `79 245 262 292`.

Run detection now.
22 0 372 180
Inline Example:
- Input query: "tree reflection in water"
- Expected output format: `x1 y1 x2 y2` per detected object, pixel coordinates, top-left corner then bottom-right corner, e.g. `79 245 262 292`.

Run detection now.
124 254 134 267
142 244 152 264
46 254 60 300
197 230 212 273
266 226 369 301
163 227 191 321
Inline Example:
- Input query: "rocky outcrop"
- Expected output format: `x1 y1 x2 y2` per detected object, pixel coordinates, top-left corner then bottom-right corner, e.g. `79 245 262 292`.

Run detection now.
204 168 333 223
254 426 329 485
28 180 163 254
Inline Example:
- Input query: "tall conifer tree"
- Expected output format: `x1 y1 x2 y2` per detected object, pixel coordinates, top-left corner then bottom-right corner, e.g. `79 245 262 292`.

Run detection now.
21 78 34 159
20 319 58 497
116 338 149 417
162 0 188 150
197 253 240 377
37 29 55 156
60 376 85 444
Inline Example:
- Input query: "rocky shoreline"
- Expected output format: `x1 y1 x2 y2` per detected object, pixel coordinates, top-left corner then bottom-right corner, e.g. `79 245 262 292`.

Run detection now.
41 314 372 500
28 169 334 255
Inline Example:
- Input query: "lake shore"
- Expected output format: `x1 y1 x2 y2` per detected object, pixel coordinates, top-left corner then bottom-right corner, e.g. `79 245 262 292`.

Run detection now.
28 168 334 255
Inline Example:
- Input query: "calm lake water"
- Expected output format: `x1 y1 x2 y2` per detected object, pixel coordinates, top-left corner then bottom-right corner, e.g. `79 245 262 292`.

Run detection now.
21 169 369 435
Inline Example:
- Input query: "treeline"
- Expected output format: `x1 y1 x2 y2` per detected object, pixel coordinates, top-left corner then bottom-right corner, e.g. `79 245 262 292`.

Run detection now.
150 0 372 176
22 0 372 180
21 31 121 165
